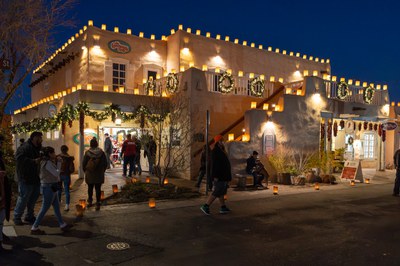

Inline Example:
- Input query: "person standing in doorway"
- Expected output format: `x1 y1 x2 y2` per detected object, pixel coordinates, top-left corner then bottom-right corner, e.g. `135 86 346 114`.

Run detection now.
200 135 232 215
58 145 74 211
120 134 136 177
14 131 43 226
133 136 142 175
393 148 400 196
144 136 157 175
104 133 114 169
83 138 108 211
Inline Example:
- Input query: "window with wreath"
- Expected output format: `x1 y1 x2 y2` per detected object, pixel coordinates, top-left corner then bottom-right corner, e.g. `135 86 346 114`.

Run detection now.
213 74 222 92
363 133 375 159
112 63 126 91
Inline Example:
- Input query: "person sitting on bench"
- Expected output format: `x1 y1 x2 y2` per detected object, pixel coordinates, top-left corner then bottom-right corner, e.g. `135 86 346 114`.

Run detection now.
246 151 269 189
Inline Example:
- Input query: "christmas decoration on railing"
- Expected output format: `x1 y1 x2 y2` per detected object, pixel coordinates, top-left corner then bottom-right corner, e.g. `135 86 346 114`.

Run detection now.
218 72 235 93
339 120 345 129
249 76 265 97
378 124 383 136
332 121 337 137
368 123 373 131
144 77 156 95
374 124 378 131
166 73 179 93
363 121 368 130
10 102 168 134
358 122 362 131
363 86 375 104
337 82 349 100
382 129 386 142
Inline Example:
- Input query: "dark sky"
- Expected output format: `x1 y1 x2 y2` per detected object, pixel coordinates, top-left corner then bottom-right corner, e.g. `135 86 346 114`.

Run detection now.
7 0 400 113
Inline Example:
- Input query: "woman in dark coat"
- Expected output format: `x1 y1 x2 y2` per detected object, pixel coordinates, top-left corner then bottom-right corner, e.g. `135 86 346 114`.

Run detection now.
82 138 107 211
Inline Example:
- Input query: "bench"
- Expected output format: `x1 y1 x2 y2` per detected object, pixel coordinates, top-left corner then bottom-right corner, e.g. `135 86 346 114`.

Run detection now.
233 173 254 190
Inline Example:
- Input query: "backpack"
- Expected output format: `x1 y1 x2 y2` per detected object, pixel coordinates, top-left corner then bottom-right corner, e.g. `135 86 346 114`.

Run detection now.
61 156 75 174
85 157 99 171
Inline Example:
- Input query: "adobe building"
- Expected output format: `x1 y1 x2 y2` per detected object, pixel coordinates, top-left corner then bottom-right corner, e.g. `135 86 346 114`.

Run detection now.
11 21 396 179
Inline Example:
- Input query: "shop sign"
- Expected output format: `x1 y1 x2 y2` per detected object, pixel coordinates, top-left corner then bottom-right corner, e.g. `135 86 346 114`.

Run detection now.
48 104 57 117
108 40 131 54
0 58 10 70
341 160 364 183
383 122 397 131
73 129 98 147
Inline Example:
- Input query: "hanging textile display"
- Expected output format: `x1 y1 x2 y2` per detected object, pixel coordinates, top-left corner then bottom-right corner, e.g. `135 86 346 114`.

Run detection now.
332 121 337 137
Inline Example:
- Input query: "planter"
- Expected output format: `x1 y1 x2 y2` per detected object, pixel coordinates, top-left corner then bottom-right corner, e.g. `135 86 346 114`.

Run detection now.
277 173 292 185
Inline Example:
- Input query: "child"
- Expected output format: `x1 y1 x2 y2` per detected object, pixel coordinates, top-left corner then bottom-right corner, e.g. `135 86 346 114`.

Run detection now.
31 146 72 235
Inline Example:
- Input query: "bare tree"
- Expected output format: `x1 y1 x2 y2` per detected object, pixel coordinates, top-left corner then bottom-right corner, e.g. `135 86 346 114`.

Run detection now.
0 0 76 122
144 87 193 186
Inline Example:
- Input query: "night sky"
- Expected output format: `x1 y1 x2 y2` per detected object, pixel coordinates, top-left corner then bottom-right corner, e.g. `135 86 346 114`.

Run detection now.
6 0 400 113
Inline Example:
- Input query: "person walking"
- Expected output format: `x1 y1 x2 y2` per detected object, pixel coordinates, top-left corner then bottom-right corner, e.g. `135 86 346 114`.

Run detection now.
120 134 136 177
144 135 157 175
82 138 108 210
0 134 12 252
200 135 232 215
104 133 114 169
14 131 43 226
57 145 75 211
393 148 400 196
195 145 211 189
30 146 72 235
133 136 142 175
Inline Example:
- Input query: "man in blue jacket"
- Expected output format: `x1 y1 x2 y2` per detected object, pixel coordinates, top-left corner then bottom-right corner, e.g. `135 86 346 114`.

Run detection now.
13 132 43 225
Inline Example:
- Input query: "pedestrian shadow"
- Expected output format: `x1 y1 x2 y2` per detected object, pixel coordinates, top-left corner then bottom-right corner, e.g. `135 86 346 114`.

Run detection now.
71 177 84 190
1 236 54 266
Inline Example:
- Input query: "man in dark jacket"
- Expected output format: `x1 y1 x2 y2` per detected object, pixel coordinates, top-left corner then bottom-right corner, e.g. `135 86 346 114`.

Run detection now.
0 134 12 251
13 131 43 225
200 135 232 215
246 151 266 188
104 133 113 169
144 136 157 175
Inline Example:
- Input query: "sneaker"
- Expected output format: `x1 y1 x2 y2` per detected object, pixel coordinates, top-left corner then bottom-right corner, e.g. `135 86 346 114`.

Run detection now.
95 203 101 211
31 228 46 235
60 223 73 232
64 204 70 211
87 202 93 208
220 206 231 214
13 219 23 226
200 204 210 215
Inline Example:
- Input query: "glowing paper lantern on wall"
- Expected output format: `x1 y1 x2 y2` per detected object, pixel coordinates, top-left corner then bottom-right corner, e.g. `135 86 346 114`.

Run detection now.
250 102 257 109
228 133 234 141
273 186 278 195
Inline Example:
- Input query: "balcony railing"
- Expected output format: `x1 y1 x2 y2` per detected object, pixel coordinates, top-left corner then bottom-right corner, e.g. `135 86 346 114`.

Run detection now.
324 80 387 106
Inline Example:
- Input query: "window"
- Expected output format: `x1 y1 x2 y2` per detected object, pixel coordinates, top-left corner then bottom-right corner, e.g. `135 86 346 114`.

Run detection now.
147 70 157 81
112 63 126 91
213 74 221 92
363 133 375 159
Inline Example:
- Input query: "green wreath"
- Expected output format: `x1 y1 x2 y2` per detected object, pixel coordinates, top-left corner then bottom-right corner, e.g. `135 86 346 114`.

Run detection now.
250 77 265 97
218 72 234 93
363 86 375 104
348 136 354 145
337 81 349 100
166 73 179 93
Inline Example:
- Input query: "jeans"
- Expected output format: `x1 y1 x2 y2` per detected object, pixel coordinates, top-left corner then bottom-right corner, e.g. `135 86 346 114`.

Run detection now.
14 181 40 221
394 170 400 195
88 183 102 204
58 174 71 205
248 171 264 186
33 184 64 228
134 153 142 174
123 155 135 176
148 155 155 175
0 209 5 242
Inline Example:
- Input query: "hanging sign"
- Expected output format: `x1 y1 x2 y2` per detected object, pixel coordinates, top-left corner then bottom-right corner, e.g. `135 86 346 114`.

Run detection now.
73 129 98 147
341 160 364 183
382 122 397 131
108 40 131 54
48 104 57 117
